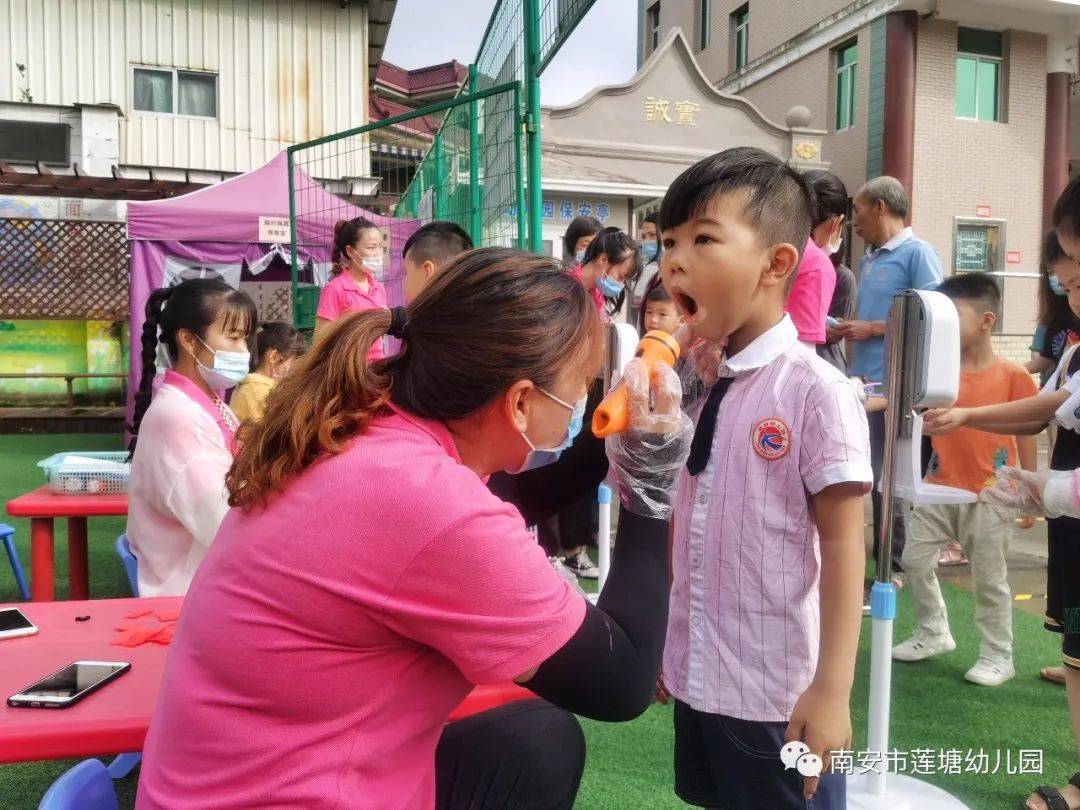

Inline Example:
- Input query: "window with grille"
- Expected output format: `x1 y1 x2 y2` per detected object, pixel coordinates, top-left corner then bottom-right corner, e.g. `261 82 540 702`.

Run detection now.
698 0 711 50
834 41 857 131
133 66 218 118
732 5 749 70
648 3 661 51
956 28 1003 122
954 219 1005 332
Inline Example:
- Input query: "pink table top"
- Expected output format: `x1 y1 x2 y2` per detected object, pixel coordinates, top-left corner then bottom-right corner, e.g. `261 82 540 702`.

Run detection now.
0 596 532 764
7 485 128 519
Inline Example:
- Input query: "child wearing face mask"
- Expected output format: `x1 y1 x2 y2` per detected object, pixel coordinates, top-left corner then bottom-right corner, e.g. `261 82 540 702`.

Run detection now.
230 321 308 424
315 217 388 357
562 215 603 267
126 278 257 597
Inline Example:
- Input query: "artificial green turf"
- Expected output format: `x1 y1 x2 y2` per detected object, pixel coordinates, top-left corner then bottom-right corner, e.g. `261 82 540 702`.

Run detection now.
0 434 1075 809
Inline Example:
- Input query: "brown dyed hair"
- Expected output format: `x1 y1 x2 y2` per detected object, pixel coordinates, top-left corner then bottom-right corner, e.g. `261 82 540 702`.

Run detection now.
227 247 602 509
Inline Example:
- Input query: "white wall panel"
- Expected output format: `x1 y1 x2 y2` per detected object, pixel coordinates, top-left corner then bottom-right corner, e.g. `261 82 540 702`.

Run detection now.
1 0 371 175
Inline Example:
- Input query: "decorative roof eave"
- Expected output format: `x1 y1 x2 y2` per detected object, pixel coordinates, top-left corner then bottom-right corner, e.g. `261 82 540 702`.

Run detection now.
542 28 792 140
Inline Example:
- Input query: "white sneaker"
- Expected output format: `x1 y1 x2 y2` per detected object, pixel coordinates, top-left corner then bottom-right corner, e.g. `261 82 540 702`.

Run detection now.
562 548 600 579
892 633 957 662
964 656 1015 686
549 557 587 597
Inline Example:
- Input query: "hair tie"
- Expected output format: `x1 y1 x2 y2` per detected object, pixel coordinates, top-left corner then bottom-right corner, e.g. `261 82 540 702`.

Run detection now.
387 306 409 339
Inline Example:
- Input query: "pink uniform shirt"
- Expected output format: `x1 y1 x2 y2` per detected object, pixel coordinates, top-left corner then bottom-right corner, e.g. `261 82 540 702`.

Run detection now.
126 370 237 597
785 239 837 345
316 271 390 360
136 405 585 810
663 316 871 722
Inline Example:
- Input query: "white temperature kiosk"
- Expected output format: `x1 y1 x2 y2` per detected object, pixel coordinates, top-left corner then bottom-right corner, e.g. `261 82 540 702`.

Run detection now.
848 290 970 809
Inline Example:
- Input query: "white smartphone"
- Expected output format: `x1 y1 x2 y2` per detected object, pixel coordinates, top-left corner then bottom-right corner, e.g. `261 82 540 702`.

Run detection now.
0 607 38 640
8 660 131 709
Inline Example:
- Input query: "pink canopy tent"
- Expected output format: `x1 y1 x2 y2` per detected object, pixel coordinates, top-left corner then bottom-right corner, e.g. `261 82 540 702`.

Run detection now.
126 151 419 422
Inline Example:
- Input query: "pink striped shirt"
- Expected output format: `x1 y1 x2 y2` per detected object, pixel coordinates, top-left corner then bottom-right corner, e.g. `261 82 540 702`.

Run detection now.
663 315 872 722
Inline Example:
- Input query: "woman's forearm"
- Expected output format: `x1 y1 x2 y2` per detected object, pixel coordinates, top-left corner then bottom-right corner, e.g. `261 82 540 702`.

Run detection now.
524 509 669 722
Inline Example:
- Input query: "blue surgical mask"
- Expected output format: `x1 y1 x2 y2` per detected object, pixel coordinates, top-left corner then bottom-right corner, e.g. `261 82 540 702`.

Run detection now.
574 250 586 264
641 240 659 262
194 336 250 391
1050 275 1066 296
598 274 625 297
509 388 587 473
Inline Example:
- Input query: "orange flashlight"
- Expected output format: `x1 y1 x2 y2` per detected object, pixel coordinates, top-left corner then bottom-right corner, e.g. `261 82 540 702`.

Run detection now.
592 330 681 438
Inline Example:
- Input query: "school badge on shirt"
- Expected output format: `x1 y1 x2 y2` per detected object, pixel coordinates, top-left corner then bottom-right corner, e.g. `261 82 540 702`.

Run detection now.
753 418 790 460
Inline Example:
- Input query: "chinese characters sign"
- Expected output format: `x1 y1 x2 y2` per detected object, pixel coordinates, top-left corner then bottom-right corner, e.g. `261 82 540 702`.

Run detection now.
645 97 702 126
550 201 612 223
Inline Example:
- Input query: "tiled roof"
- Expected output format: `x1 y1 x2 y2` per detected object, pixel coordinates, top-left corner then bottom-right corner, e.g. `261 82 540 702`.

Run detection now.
368 95 441 137
375 60 467 96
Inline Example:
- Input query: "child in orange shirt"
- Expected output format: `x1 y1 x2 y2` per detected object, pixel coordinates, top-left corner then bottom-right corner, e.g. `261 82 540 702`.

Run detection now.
892 273 1037 686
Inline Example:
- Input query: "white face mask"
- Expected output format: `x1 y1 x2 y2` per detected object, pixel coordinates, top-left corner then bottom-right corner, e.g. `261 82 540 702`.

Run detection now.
361 255 385 279
826 234 843 255
193 336 250 391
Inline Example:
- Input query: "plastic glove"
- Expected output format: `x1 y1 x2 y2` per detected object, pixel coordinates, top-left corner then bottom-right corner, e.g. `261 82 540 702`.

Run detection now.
980 467 1079 518
606 357 693 520
673 325 726 406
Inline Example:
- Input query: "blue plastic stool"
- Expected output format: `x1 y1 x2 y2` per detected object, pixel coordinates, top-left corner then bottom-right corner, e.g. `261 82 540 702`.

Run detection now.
38 758 118 810
1 523 30 601
114 534 139 597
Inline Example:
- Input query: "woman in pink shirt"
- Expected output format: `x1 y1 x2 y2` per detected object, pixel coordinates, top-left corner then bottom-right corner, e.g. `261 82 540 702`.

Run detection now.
567 227 642 320
314 217 388 357
137 248 692 810
126 278 256 597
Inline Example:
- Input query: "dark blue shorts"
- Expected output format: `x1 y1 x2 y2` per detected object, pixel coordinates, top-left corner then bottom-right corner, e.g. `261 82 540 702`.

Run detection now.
673 700 846 809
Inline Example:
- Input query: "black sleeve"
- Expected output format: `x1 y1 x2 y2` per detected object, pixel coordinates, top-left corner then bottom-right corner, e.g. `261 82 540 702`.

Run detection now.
486 381 609 526
523 509 669 722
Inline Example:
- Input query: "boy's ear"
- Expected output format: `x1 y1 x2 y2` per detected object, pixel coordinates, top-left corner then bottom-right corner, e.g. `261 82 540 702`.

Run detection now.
983 310 997 330
762 243 801 289
422 259 437 279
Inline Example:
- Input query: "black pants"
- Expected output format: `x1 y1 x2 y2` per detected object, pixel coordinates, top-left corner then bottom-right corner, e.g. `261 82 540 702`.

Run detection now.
867 409 906 575
435 699 586 809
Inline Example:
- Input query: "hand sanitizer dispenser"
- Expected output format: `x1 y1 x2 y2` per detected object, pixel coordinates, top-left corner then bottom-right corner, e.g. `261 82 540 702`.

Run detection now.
882 290 975 505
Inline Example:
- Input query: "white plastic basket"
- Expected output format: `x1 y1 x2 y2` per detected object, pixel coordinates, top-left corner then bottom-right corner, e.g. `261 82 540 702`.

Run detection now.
37 452 131 495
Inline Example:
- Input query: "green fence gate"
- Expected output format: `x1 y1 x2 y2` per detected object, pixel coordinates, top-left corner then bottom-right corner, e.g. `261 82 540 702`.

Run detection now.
287 82 524 329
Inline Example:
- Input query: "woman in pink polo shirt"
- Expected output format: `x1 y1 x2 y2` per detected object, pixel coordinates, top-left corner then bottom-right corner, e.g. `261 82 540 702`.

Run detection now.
567 226 642 321
137 248 692 810
126 278 256 597
314 216 388 357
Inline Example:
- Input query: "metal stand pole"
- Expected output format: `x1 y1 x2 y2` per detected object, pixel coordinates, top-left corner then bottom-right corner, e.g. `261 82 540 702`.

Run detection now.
850 292 969 810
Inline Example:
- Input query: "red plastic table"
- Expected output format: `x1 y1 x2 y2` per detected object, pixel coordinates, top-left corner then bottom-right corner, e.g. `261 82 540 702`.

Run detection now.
0 597 533 764
6 485 128 601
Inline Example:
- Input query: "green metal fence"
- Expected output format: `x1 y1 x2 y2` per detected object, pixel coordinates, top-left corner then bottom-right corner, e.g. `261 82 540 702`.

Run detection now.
287 0 598 328
287 82 522 329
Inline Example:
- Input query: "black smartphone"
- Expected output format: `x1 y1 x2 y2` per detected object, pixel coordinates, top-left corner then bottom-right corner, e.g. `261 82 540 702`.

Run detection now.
7 661 131 709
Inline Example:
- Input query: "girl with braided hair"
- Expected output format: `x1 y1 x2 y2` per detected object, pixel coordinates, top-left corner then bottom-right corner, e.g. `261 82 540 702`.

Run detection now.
126 278 257 597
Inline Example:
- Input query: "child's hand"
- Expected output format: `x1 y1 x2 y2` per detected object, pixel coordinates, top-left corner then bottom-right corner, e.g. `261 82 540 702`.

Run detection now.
652 675 670 705
922 407 969 435
785 683 852 800
1016 515 1036 530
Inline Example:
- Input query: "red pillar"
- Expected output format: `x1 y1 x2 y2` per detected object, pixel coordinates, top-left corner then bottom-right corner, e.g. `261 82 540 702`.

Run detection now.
881 10 918 224
1044 71 1071 234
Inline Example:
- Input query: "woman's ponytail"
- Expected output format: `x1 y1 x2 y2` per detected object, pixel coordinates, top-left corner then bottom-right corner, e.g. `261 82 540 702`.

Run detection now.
127 287 173 456
228 308 396 508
